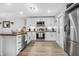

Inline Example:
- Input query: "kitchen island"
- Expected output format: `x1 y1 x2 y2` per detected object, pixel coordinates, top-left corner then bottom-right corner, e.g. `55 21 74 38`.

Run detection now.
0 32 27 56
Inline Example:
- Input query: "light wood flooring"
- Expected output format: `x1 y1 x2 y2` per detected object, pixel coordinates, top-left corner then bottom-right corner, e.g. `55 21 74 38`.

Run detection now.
18 40 67 56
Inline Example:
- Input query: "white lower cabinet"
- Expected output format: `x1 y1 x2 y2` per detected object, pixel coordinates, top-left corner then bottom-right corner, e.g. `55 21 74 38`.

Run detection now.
31 32 36 40
27 32 32 44
16 35 22 55
31 32 56 41
45 32 56 41
2 35 22 56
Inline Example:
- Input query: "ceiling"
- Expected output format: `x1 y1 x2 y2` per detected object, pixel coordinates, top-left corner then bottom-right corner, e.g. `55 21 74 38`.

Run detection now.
0 3 66 17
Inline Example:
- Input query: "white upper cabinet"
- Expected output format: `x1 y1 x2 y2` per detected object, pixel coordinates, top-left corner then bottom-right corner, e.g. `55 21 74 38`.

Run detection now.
26 17 56 27
26 18 36 27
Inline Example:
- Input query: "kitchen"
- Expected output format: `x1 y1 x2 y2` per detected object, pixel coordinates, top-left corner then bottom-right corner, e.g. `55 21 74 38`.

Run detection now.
0 3 79 56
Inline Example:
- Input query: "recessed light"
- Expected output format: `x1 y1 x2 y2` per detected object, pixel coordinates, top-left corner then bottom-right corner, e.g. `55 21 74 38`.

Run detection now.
6 3 12 6
19 11 23 15
47 10 51 13
26 4 39 13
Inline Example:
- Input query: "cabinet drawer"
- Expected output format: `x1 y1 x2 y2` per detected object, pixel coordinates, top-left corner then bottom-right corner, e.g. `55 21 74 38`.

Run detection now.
17 41 22 47
16 44 22 54
16 47 21 55
17 39 22 43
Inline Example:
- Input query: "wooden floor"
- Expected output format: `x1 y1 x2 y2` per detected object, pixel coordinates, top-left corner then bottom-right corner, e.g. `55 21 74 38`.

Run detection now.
18 40 67 56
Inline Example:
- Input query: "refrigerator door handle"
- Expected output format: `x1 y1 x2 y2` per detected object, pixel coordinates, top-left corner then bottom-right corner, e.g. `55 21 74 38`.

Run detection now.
64 25 67 32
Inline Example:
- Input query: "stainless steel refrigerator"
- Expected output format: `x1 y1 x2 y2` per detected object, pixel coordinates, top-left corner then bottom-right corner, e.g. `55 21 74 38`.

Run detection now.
64 8 79 56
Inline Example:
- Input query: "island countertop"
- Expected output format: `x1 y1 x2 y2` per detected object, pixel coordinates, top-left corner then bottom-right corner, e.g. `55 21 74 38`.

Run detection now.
0 32 27 36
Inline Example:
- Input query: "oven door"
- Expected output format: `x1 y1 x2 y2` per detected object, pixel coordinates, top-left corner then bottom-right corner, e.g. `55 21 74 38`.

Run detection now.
36 32 45 39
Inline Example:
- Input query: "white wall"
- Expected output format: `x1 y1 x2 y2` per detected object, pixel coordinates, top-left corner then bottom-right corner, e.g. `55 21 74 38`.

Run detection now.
0 17 25 32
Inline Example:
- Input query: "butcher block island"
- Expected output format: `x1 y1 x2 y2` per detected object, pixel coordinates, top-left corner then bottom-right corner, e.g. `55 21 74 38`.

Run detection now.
0 32 27 56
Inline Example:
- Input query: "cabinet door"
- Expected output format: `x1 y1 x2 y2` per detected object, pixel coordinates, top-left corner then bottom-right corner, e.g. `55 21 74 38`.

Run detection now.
45 32 50 40
16 35 22 55
45 32 56 41
51 32 56 40
16 35 22 44
27 32 32 44
31 32 36 40
25 34 27 41
45 32 48 40
27 18 36 27
50 32 56 41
